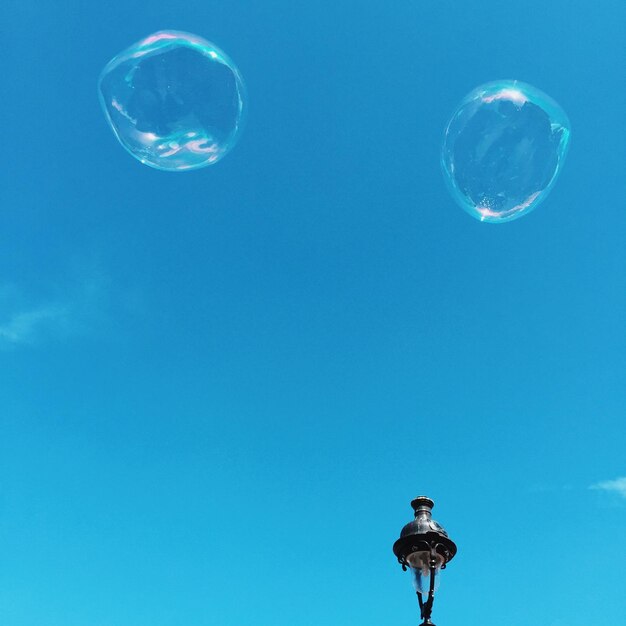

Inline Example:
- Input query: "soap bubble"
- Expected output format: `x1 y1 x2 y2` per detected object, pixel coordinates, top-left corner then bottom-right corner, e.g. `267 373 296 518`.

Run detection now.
99 31 246 171
441 80 570 223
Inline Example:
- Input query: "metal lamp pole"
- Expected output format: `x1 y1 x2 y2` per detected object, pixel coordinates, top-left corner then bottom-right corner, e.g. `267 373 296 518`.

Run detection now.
393 496 457 625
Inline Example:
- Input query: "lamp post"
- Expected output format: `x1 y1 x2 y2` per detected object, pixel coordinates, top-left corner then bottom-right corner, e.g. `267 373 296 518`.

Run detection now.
393 496 457 625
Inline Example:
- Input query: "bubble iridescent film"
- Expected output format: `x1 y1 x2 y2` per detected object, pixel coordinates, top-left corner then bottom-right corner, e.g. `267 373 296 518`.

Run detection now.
99 31 246 171
441 80 570 223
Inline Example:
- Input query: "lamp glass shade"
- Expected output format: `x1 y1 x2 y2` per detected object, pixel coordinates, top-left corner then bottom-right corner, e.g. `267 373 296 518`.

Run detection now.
407 550 445 595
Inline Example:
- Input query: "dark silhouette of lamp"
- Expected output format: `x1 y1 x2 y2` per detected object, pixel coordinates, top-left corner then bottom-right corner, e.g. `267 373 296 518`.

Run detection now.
393 497 457 625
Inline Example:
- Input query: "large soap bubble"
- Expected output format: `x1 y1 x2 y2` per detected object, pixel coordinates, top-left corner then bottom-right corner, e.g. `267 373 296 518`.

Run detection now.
441 80 570 223
99 31 246 171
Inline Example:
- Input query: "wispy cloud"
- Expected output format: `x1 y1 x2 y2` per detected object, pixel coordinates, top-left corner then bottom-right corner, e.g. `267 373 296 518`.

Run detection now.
0 304 70 346
0 273 109 349
590 477 626 499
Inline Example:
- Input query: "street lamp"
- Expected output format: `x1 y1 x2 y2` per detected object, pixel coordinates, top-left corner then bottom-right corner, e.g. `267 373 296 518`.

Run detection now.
393 496 457 625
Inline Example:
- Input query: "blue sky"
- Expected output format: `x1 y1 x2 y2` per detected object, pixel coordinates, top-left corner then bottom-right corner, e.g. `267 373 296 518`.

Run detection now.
1 1 624 625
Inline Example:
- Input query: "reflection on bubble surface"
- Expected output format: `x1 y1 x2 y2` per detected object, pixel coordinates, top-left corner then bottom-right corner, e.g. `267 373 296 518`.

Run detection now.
441 80 570 223
99 31 246 171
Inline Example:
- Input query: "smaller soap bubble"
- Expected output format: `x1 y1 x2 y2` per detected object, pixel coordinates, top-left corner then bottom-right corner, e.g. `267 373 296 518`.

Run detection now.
441 80 570 223
99 31 246 171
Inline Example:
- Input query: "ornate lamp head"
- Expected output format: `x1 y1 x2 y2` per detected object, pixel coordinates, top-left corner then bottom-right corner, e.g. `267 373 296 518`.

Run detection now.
393 496 457 625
